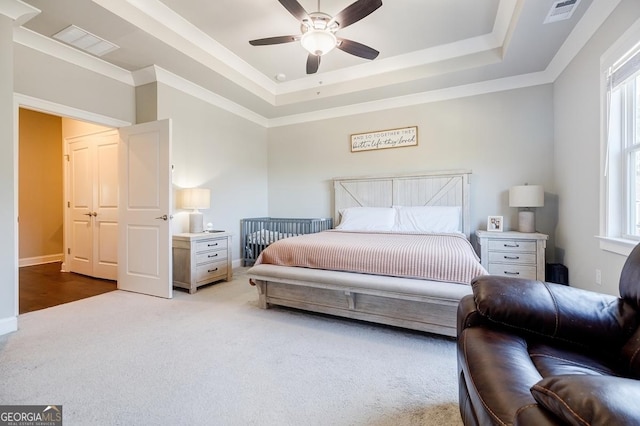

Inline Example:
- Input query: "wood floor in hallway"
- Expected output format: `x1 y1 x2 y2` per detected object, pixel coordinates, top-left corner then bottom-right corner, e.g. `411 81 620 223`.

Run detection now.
19 262 116 314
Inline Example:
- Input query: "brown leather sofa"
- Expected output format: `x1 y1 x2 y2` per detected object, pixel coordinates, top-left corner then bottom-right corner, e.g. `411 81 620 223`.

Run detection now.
457 243 640 425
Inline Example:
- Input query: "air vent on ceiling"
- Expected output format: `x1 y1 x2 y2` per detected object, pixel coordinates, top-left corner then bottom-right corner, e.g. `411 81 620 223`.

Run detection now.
543 0 582 24
52 25 119 57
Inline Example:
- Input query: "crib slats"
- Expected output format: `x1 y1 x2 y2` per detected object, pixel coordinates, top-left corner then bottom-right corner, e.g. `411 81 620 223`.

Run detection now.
241 217 333 266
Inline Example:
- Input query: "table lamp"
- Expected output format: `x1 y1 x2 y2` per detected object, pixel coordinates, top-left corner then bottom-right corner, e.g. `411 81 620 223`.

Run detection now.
179 188 210 233
509 184 544 233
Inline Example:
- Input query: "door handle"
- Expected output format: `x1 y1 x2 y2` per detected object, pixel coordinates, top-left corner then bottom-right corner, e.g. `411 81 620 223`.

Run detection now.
155 215 168 221
83 212 97 217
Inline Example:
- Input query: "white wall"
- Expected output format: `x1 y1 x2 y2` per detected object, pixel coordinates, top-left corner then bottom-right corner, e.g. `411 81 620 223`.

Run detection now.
156 83 269 263
13 45 135 124
267 85 556 253
0 14 16 334
554 0 640 295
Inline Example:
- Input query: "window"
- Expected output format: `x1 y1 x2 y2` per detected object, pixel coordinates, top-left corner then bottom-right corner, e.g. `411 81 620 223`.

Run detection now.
600 21 640 255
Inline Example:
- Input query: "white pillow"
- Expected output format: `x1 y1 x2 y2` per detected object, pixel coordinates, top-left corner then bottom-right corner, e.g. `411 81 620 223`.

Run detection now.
392 206 461 233
336 207 396 231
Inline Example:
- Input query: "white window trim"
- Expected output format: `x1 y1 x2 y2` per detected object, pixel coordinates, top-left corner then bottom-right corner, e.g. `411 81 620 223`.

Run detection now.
599 17 640 257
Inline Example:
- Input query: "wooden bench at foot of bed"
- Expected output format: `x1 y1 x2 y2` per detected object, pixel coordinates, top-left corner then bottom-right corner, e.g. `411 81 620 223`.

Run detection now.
247 264 473 337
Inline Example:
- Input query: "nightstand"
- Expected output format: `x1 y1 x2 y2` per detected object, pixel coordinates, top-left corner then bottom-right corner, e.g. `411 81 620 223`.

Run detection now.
476 230 548 281
172 232 233 293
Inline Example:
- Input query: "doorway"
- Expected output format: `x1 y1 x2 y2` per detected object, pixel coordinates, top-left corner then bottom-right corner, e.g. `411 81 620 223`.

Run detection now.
19 262 116 314
15 95 174 316
18 107 117 313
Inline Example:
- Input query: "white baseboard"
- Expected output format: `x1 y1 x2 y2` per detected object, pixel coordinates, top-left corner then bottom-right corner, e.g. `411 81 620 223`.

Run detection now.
0 316 18 336
19 253 63 268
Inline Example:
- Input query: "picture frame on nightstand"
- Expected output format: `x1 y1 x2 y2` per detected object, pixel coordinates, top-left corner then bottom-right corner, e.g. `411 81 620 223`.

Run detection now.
487 216 503 232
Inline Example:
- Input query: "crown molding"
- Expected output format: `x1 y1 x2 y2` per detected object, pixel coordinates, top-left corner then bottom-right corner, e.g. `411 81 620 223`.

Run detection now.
10 0 621 129
267 0 619 127
0 0 40 26
274 0 520 95
138 65 269 127
96 0 519 104
545 0 621 81
13 27 134 85
92 0 276 105
268 71 550 128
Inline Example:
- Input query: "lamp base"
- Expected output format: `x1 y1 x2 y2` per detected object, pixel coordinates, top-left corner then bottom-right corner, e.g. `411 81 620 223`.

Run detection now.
517 211 535 233
189 212 204 233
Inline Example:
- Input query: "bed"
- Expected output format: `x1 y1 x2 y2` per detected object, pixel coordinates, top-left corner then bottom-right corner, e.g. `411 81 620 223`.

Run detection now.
246 170 486 337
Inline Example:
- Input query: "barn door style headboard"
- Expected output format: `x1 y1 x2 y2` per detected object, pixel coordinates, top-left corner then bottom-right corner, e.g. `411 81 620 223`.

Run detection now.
333 170 472 238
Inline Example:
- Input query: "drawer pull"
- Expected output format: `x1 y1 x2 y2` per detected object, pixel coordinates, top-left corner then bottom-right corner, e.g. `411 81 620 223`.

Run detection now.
208 243 219 247
504 243 520 248
504 271 520 275
207 268 219 273
208 253 219 258
504 256 520 260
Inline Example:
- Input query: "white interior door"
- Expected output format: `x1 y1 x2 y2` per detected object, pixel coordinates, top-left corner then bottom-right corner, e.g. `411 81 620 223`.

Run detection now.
67 130 119 280
93 131 119 279
68 139 93 277
117 119 172 298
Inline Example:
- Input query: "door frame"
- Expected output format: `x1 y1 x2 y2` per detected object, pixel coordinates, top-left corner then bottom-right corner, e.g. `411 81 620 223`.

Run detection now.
13 93 132 317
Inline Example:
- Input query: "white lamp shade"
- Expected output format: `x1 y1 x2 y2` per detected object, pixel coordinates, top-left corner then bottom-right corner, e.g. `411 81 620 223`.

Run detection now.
509 185 544 208
179 188 210 210
301 30 336 56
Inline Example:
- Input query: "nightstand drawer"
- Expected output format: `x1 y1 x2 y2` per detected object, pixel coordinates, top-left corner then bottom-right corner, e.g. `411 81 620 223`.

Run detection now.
196 261 228 283
476 230 548 281
196 250 227 265
487 264 537 279
195 238 228 253
487 240 536 252
487 252 536 265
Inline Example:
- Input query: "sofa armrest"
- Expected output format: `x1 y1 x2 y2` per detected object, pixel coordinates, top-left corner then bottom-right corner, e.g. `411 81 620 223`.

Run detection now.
457 294 490 336
471 276 637 348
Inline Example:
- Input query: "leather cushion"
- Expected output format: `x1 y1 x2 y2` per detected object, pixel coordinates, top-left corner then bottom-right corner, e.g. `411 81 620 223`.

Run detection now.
531 375 640 425
471 276 637 347
528 341 622 378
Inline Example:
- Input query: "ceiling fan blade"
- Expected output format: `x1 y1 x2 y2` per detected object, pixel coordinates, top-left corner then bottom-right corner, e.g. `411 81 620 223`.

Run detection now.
330 0 382 29
249 35 300 46
278 0 310 22
306 54 320 74
337 38 379 60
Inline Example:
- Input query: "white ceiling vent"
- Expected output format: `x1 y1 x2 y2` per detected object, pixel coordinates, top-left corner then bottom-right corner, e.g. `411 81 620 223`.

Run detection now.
544 0 582 24
52 25 119 57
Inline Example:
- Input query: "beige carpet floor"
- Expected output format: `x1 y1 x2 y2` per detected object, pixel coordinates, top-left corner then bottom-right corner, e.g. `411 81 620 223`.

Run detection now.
0 267 463 426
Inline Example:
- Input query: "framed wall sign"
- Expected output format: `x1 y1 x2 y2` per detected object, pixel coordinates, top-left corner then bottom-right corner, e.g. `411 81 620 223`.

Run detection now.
350 126 418 152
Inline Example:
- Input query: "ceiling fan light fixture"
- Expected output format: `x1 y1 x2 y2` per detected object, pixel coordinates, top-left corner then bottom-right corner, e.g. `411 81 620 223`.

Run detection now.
301 30 336 56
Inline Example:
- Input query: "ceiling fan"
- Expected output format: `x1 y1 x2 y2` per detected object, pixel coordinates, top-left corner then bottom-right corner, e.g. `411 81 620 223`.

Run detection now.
249 0 383 75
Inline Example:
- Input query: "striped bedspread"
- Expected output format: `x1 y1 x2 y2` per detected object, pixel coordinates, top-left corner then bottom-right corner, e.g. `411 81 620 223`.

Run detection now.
255 230 487 285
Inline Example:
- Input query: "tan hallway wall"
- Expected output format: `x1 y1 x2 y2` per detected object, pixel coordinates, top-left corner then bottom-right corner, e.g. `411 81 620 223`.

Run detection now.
18 108 63 264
